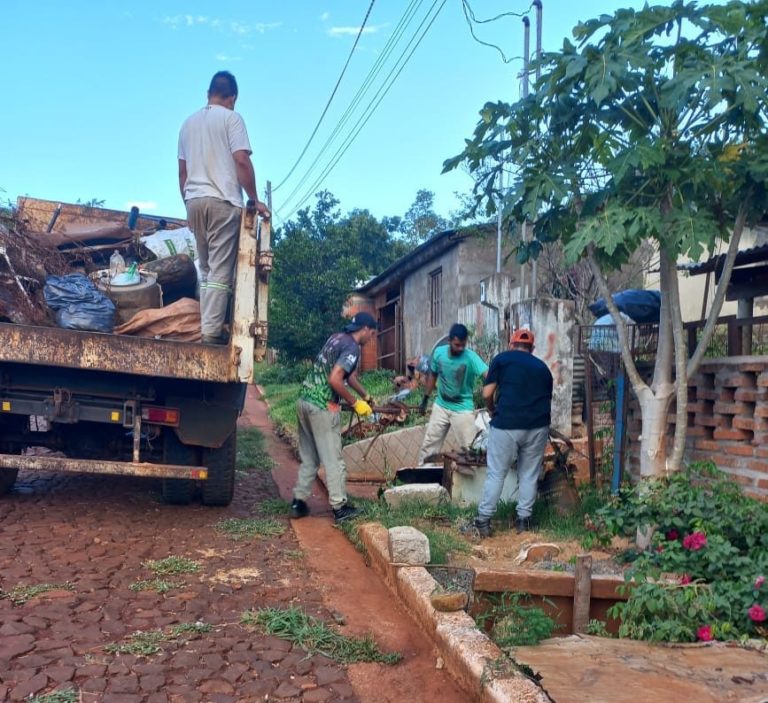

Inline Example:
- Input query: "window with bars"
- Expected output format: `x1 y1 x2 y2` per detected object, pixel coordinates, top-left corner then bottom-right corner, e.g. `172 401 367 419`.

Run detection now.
429 267 442 328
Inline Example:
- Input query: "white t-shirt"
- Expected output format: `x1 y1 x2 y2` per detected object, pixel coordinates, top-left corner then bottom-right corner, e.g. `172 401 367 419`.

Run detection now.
178 105 252 207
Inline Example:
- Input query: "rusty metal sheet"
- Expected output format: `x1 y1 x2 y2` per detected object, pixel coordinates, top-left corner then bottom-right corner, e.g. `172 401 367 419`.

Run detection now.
0 453 208 480
0 323 237 382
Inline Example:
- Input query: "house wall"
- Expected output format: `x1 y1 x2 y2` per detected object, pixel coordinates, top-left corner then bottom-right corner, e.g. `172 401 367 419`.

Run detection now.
403 246 461 357
625 357 768 500
342 294 378 372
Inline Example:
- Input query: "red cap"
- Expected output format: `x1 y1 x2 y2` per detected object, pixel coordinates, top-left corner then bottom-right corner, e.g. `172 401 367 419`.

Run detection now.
511 328 535 345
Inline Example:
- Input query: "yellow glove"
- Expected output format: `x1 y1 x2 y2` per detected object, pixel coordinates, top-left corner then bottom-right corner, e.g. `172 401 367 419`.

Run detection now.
353 398 373 417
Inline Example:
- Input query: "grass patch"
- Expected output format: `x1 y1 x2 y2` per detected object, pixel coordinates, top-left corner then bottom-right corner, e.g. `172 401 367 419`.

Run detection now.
106 621 211 656
338 498 473 565
258 497 291 516
144 556 200 576
533 484 611 549
476 592 560 647
236 427 274 473
215 517 286 540
0 582 73 605
242 606 401 665
29 690 79 703
282 548 305 560
129 578 184 594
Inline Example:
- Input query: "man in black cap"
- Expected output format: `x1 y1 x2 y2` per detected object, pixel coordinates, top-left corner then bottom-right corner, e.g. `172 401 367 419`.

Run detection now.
290 312 377 523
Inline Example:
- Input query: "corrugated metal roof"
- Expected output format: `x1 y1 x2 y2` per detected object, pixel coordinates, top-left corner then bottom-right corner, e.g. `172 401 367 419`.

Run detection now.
680 243 768 275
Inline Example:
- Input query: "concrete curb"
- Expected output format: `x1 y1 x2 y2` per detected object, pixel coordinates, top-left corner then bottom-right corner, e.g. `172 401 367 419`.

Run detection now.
358 522 553 703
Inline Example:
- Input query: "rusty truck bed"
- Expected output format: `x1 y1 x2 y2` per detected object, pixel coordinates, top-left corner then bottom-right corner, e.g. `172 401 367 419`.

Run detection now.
0 322 239 383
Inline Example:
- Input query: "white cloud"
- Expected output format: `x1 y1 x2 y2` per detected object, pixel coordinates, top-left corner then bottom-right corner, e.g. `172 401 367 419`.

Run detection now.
125 200 158 212
320 11 330 21
161 15 280 36
215 53 242 62
328 24 385 37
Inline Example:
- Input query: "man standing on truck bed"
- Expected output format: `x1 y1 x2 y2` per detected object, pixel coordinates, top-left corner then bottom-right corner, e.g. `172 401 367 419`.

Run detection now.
290 312 377 524
178 70 270 345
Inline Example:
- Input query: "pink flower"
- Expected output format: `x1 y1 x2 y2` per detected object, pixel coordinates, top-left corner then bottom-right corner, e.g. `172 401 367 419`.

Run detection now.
680 574 692 585
755 576 766 589
696 625 714 642
655 544 664 553
682 532 707 551
748 604 766 623
665 529 679 541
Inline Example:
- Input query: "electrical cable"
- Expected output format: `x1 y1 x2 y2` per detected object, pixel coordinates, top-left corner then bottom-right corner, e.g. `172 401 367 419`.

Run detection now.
272 0 377 192
280 0 448 222
461 0 530 64
277 0 425 213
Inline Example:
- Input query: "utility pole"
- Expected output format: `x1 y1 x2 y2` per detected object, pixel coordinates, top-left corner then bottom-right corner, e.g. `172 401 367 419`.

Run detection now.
531 0 542 297
520 16 530 298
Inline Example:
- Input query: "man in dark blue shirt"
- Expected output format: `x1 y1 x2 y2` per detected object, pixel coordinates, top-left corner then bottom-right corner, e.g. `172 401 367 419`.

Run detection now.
474 328 553 537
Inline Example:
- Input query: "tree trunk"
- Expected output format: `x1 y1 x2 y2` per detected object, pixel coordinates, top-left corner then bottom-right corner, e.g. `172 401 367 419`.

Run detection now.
637 385 675 478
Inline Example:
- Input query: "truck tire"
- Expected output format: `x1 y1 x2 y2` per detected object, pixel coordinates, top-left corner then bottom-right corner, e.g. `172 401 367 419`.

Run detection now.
161 430 197 505
201 429 236 507
0 468 18 496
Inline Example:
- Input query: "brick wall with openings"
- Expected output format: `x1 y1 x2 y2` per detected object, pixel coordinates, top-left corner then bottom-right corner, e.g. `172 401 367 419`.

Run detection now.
343 295 378 372
625 358 768 499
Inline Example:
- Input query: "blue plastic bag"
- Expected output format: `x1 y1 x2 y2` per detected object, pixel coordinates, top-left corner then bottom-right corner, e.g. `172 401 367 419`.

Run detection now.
44 273 116 333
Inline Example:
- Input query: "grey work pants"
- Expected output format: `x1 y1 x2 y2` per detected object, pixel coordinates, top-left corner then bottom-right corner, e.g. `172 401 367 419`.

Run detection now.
294 399 349 509
478 426 549 519
418 403 477 464
185 197 241 338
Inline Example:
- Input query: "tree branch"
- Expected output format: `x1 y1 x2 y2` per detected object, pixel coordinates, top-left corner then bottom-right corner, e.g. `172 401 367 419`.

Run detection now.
586 244 647 393
687 202 749 378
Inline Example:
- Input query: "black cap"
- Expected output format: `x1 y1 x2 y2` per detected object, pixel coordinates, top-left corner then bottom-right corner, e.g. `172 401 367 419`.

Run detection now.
343 311 377 333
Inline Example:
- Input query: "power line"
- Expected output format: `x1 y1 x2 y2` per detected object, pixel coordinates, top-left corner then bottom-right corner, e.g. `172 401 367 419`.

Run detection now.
277 0 425 213
280 0 448 222
272 0 377 192
461 0 530 64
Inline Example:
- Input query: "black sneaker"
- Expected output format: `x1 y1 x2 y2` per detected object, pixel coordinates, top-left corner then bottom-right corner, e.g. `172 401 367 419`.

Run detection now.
515 516 535 534
290 499 309 519
333 503 360 524
473 517 492 538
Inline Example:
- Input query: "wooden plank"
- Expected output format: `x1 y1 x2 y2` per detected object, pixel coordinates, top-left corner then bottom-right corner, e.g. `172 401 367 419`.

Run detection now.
572 555 593 634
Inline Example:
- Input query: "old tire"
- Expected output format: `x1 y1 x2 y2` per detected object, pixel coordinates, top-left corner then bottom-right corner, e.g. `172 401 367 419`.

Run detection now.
0 468 18 496
201 429 236 507
161 430 197 505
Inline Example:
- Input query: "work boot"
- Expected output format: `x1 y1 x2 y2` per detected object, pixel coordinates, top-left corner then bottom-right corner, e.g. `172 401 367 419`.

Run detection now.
290 499 309 519
333 503 360 524
515 516 535 534
201 334 227 346
473 517 492 538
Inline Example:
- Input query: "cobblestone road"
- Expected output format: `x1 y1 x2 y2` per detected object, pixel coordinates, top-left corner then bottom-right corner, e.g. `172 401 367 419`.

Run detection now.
0 457 360 702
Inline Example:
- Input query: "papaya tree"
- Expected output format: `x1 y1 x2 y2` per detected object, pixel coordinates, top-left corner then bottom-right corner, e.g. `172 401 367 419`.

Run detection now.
445 0 768 477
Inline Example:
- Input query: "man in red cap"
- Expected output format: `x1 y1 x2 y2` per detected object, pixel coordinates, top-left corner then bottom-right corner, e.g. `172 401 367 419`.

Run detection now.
474 328 553 537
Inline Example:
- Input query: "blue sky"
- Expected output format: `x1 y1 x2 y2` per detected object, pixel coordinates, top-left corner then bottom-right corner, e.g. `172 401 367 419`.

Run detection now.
0 0 644 225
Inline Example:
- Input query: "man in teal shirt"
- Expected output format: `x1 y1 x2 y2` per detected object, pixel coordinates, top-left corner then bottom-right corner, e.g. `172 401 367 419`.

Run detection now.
418 323 488 463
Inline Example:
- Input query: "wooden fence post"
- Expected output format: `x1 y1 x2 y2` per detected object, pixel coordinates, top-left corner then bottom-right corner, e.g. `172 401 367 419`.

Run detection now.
573 554 593 634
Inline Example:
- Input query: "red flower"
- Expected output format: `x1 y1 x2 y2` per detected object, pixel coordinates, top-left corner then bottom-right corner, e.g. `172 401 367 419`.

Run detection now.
680 574 692 585
682 532 707 551
665 529 679 541
655 544 664 553
696 625 714 642
748 604 766 623
755 576 766 589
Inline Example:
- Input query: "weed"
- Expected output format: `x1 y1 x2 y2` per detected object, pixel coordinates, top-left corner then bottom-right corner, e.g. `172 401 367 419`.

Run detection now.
0 582 73 605
106 621 211 656
144 556 200 576
258 497 291 516
236 427 274 473
585 619 611 637
243 606 401 665
216 517 286 540
476 592 559 647
129 579 184 594
283 549 305 560
29 690 79 703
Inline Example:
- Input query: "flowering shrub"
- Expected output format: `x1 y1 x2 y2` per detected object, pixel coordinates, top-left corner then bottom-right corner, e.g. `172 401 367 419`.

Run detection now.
598 463 768 643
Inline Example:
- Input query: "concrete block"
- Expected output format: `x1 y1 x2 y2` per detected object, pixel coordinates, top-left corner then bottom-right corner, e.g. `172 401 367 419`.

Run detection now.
388 526 430 565
383 483 449 508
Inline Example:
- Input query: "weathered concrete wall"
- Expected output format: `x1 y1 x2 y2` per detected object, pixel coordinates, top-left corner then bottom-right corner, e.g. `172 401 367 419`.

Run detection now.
625 356 768 499
510 298 576 436
403 246 460 358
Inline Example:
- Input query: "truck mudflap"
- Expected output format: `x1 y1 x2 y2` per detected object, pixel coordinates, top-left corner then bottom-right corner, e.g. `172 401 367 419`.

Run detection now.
0 453 208 480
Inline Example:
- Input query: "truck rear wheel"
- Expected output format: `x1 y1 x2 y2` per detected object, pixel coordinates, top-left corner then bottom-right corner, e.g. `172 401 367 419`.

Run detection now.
161 430 197 505
201 429 236 507
0 468 18 496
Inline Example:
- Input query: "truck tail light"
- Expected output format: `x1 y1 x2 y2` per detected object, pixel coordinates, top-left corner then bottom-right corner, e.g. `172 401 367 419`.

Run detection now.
141 406 180 427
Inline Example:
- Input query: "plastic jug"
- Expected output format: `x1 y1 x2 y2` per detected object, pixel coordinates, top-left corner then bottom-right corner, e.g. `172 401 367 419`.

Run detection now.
109 250 126 279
